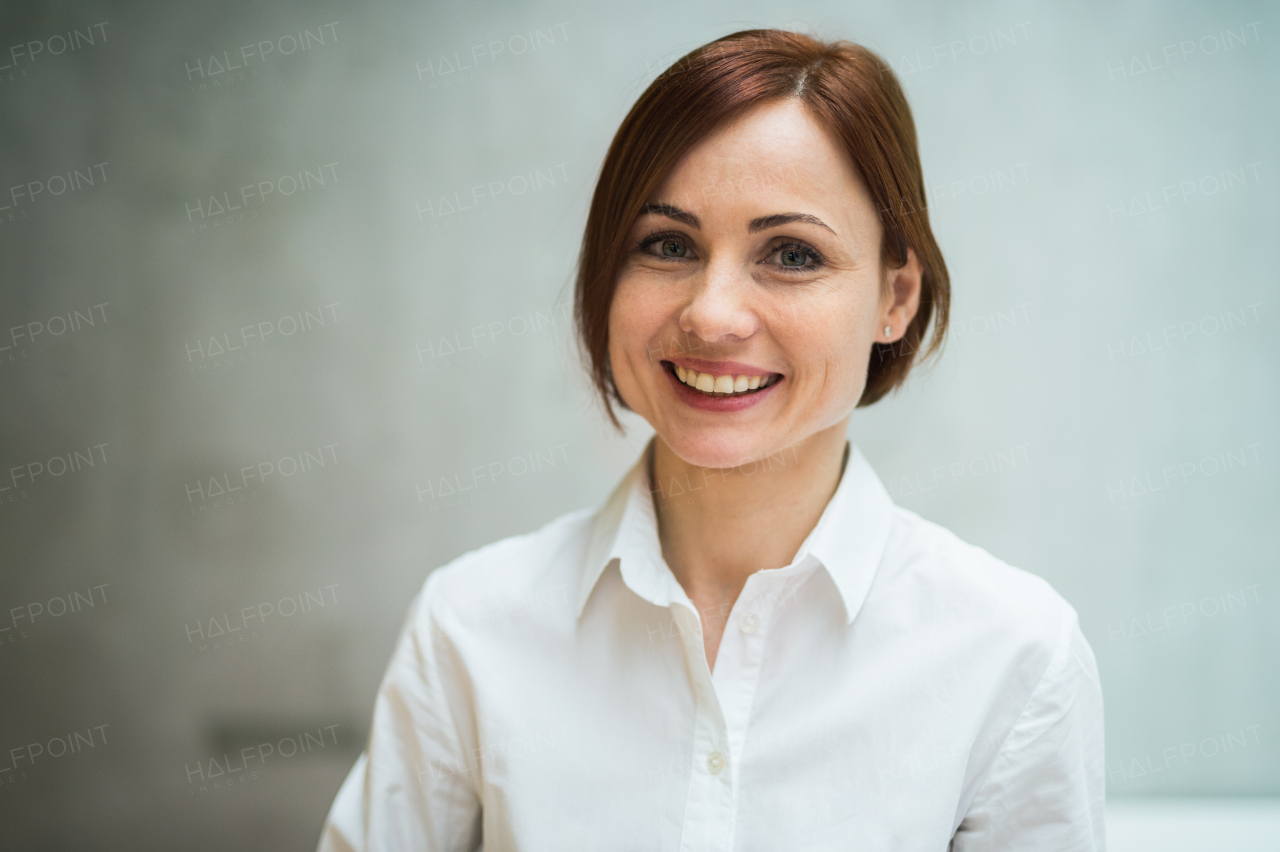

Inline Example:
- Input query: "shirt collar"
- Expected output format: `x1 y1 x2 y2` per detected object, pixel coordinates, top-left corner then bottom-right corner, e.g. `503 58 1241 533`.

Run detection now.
577 439 896 625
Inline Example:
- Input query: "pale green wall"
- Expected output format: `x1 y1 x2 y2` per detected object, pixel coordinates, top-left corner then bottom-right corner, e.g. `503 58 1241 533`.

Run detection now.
0 0 1274 847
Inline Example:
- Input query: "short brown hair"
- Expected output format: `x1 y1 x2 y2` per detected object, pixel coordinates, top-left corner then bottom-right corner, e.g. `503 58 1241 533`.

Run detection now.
575 29 949 428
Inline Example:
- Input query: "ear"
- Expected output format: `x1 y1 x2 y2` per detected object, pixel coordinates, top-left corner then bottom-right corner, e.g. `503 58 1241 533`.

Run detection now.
877 247 922 343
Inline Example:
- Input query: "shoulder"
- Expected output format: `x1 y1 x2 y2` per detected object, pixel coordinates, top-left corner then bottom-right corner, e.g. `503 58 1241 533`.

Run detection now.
414 505 597 630
875 505 1084 681
885 506 1069 609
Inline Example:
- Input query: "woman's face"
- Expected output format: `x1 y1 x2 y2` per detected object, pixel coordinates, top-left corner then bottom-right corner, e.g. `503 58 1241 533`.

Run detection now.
608 98 922 469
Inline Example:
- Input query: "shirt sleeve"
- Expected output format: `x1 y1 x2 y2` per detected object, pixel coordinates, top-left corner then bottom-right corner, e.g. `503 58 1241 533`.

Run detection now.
317 574 482 852
950 608 1106 852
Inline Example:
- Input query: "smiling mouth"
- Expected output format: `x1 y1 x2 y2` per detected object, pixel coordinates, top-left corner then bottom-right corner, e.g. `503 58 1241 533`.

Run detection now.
663 361 782 397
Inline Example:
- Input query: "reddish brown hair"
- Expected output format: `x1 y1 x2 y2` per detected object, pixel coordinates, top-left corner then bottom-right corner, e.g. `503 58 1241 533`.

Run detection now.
575 29 949 428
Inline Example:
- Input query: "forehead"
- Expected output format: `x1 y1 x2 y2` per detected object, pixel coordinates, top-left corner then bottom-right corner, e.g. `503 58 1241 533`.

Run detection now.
653 98 871 222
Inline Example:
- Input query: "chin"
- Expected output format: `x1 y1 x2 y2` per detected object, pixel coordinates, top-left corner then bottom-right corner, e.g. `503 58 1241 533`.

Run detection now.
659 424 782 471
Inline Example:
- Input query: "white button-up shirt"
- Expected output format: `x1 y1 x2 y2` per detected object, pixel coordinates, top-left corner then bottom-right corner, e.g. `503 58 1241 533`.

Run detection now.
319 444 1104 851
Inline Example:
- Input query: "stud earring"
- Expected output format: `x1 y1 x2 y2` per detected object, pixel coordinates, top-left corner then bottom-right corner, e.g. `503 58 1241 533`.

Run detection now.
884 325 892 337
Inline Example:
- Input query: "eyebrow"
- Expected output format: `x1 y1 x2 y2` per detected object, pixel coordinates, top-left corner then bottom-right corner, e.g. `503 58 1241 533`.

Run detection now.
640 203 836 236
749 212 836 235
641 203 699 228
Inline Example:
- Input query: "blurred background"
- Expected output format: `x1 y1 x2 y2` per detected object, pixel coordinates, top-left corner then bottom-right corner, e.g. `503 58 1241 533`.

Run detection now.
0 0 1275 849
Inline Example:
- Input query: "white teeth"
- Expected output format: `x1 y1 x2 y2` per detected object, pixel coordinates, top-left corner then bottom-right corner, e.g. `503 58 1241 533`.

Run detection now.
675 366 777 396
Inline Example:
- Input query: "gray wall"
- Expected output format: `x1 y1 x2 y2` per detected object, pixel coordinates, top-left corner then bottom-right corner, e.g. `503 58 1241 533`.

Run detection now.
0 0 1275 848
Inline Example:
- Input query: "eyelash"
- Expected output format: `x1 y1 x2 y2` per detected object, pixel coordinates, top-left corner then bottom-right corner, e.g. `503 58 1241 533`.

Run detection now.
769 240 825 274
636 229 687 255
635 231 826 274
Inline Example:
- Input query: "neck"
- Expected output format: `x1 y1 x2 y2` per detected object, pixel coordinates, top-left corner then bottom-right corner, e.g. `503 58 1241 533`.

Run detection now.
650 421 849 609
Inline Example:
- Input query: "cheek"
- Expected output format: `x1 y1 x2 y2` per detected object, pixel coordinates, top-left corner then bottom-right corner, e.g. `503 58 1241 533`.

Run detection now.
607 281 641 368
610 275 675 355
606 277 664 399
780 285 878 398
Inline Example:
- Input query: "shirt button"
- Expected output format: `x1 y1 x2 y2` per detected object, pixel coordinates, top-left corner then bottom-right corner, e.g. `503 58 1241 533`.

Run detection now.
706 751 726 775
740 613 760 634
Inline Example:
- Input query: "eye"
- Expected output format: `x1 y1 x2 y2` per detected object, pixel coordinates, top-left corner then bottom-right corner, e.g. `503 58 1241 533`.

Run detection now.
637 230 696 261
766 241 824 273
660 238 688 258
780 246 809 267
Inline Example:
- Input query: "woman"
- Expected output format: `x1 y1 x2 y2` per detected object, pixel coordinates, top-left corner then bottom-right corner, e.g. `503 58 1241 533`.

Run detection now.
320 30 1104 851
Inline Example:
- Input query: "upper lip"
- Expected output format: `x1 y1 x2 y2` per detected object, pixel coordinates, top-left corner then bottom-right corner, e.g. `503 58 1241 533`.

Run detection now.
665 357 780 377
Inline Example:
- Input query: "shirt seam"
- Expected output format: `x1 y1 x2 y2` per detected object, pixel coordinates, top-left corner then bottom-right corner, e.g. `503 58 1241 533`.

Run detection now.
960 603 1076 814
417 572 484 802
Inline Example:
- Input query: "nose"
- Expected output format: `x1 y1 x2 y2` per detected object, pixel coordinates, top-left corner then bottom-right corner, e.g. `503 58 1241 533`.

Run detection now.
678 260 759 343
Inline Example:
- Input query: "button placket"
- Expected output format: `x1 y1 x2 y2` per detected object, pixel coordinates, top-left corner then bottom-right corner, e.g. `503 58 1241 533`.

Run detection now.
671 600 736 852
717 575 786 776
